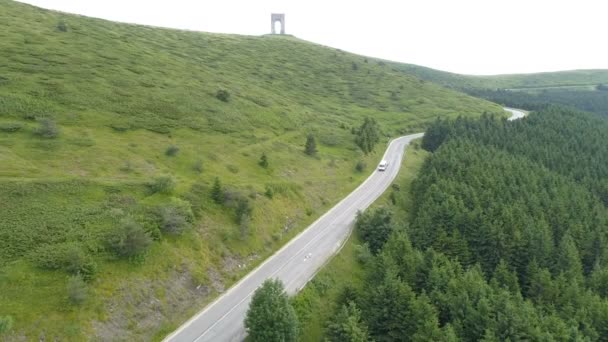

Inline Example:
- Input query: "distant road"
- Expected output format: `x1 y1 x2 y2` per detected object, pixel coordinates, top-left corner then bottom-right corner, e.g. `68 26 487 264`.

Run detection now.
164 108 523 342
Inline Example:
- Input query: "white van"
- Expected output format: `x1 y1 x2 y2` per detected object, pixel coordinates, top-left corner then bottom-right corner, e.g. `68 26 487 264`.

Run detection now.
378 160 389 171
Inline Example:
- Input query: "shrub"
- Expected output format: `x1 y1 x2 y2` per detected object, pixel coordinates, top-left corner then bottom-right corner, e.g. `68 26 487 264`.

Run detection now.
165 145 180 156
216 89 231 102
0 316 13 334
227 164 239 173
30 243 97 280
193 159 203 173
158 200 193 235
235 197 253 224
259 153 269 168
264 186 274 199
149 175 175 194
57 20 68 32
34 118 59 138
0 122 23 132
67 275 87 305
355 161 366 172
107 218 152 258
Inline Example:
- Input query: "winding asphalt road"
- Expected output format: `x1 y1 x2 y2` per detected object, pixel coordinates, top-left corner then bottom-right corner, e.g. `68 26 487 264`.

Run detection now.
164 108 524 342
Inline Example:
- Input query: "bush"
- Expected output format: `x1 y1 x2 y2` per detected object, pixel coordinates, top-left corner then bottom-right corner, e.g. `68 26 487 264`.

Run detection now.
158 200 193 235
149 175 175 194
264 186 274 199
165 145 180 156
226 164 239 173
354 243 373 264
235 197 253 224
355 161 366 172
0 122 23 132
0 316 13 335
57 20 68 32
193 159 203 174
67 275 87 305
107 218 152 258
259 153 269 168
216 89 231 102
34 118 59 138
30 243 97 280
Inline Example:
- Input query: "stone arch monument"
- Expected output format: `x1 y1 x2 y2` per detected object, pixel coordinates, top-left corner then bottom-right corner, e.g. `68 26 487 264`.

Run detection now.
271 13 285 34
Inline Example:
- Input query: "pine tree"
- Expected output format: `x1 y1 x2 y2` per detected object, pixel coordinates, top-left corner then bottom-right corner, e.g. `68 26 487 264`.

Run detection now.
211 177 223 204
326 301 369 342
245 279 298 341
304 134 317 156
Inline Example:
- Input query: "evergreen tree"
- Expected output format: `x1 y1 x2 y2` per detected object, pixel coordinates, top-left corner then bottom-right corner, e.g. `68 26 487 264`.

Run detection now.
211 177 223 204
326 301 369 342
304 134 317 156
245 279 298 342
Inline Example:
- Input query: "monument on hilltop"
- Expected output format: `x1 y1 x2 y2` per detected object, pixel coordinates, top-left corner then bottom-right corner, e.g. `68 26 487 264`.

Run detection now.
271 13 285 34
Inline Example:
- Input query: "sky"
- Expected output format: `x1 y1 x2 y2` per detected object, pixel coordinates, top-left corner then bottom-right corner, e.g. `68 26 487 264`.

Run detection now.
17 0 608 75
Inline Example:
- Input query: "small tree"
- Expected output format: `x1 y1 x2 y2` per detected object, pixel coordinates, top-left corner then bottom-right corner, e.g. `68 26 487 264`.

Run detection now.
245 279 298 341
211 177 223 204
304 134 317 156
355 161 366 172
34 118 59 138
0 316 13 335
259 153 269 168
193 159 203 174
107 218 152 258
67 275 87 305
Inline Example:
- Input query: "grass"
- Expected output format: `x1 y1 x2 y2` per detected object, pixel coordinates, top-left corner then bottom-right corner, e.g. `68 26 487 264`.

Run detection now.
293 139 429 339
0 0 502 339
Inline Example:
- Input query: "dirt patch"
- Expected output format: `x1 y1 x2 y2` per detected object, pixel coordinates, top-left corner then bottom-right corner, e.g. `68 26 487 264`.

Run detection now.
91 269 211 342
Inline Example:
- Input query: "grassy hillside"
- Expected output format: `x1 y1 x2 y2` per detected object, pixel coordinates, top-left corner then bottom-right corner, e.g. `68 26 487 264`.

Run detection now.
393 63 608 90
0 0 502 340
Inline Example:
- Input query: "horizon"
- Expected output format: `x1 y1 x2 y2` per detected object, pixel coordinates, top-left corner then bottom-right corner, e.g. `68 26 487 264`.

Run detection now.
14 0 608 76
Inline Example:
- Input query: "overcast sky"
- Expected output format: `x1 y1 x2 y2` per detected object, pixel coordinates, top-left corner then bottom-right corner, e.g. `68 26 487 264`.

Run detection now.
18 0 608 75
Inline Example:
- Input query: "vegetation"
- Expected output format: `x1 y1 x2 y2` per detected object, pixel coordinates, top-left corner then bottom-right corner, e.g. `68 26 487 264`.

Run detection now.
245 279 298 342
304 134 317 156
0 0 503 339
354 117 380 154
258 153 268 168
0 316 13 335
299 108 608 340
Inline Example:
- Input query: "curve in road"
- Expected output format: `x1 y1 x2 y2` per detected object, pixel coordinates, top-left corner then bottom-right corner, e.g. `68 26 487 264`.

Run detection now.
165 108 525 342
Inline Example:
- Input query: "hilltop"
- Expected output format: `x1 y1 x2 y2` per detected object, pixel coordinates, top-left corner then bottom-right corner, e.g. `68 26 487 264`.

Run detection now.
393 63 608 90
0 0 503 340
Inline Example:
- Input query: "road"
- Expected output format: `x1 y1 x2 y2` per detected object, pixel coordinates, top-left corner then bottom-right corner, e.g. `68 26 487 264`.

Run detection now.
164 108 524 342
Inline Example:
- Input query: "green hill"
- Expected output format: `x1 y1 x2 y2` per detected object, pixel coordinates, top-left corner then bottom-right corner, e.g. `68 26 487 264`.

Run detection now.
0 0 502 340
394 63 608 90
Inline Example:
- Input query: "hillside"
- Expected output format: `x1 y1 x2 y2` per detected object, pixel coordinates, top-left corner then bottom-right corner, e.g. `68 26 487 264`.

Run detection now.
0 0 503 340
393 63 608 90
